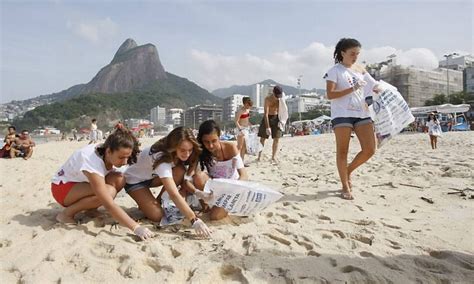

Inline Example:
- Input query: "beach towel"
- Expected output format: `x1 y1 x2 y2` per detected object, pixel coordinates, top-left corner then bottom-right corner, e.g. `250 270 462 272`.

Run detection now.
278 95 289 131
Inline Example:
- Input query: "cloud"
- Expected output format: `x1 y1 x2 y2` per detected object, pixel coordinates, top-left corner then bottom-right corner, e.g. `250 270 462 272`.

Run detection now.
187 42 441 91
67 17 118 43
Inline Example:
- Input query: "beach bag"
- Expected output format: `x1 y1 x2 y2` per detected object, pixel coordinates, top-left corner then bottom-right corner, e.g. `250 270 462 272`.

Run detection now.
243 129 263 156
203 179 283 216
368 80 415 147
430 123 442 137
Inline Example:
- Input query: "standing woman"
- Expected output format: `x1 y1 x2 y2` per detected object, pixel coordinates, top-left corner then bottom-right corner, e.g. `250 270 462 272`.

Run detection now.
234 97 253 164
193 120 248 220
51 129 155 240
89 118 98 144
324 38 378 200
427 113 441 149
123 127 212 238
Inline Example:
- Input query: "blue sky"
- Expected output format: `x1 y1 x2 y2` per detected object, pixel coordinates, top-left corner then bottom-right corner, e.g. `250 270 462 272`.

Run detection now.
1 0 472 103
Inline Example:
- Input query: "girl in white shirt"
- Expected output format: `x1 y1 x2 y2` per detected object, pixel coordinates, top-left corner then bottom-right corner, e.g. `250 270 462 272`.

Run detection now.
51 129 156 241
124 127 212 238
192 120 248 221
427 113 441 149
324 38 378 200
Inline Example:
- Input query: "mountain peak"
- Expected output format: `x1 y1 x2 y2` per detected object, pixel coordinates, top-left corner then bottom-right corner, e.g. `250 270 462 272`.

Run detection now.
112 38 138 60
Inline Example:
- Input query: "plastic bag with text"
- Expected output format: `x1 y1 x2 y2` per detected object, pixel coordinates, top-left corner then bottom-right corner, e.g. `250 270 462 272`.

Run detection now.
243 129 263 156
368 80 415 148
203 178 283 216
160 191 185 226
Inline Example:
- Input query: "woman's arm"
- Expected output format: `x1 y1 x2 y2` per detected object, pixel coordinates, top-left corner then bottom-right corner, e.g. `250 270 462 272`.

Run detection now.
326 80 353 100
161 177 196 221
84 171 138 231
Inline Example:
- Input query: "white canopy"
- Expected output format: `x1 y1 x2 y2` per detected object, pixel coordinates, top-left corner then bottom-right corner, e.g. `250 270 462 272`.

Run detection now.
410 104 470 115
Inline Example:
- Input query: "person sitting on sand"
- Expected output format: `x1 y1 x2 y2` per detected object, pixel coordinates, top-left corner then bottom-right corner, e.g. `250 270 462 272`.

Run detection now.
191 120 248 221
10 130 35 160
123 127 212 238
234 97 253 165
51 128 156 241
1 126 18 158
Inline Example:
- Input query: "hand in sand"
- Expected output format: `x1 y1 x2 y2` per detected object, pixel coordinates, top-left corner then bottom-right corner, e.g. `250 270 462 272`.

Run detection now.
192 218 212 238
134 226 154 241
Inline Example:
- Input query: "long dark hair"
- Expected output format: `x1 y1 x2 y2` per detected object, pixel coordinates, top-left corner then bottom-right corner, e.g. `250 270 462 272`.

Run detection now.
149 127 201 174
197 120 221 171
96 128 139 165
333 38 361 64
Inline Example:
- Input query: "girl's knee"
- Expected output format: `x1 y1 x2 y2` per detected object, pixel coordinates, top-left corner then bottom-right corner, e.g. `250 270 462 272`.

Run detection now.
193 172 209 190
140 201 164 222
210 207 228 221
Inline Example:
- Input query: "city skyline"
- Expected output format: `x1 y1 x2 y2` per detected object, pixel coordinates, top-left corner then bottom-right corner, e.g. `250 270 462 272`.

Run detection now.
1 0 472 103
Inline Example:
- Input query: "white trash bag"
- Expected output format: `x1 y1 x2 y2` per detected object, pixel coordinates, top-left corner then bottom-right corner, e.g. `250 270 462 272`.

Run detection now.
160 191 185 226
368 80 415 148
203 178 283 216
243 128 263 156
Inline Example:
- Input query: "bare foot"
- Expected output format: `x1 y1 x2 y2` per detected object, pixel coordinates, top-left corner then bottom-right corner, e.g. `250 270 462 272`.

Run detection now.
271 158 279 165
56 212 76 224
84 209 104 218
341 190 354 200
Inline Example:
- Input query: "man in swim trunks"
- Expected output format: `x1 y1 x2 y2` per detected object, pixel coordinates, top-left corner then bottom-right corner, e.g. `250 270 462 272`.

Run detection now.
258 86 283 164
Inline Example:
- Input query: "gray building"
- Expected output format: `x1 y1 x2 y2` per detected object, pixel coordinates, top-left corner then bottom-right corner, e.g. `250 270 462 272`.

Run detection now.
150 105 166 126
223 94 244 122
184 104 223 129
286 93 329 115
371 65 463 107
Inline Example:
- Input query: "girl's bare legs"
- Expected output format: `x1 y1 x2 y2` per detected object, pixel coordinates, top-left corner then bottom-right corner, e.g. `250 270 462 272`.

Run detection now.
128 165 185 222
347 123 376 189
334 127 352 199
57 172 125 223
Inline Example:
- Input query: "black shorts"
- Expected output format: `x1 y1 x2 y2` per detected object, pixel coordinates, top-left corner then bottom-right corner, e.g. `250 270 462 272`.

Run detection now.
124 179 153 194
258 115 281 139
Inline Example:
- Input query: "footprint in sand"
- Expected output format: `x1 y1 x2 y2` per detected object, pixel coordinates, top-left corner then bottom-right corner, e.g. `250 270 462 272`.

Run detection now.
317 215 332 221
386 239 402 250
220 264 249 283
350 234 374 246
359 251 375 258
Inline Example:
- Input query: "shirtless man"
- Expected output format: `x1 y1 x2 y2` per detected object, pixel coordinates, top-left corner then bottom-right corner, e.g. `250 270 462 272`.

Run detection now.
10 130 35 160
257 86 283 164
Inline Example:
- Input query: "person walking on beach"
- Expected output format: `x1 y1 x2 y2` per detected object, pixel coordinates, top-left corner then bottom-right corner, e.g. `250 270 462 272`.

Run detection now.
427 113 441 149
51 129 156 240
324 38 378 200
123 127 212 238
257 86 288 164
192 120 248 221
234 97 253 165
89 118 98 144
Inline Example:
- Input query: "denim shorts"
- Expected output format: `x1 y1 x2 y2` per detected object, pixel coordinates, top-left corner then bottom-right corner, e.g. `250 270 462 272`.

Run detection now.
124 179 154 194
332 117 373 129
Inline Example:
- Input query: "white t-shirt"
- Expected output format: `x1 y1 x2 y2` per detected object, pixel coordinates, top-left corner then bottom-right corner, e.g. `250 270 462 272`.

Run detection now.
51 144 113 184
124 147 174 184
324 63 376 119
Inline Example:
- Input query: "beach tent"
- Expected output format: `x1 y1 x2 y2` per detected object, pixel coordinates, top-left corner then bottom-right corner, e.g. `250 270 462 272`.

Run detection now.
312 115 331 125
410 104 470 115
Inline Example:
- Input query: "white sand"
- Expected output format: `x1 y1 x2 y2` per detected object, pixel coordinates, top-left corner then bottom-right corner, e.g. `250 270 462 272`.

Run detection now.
0 132 473 283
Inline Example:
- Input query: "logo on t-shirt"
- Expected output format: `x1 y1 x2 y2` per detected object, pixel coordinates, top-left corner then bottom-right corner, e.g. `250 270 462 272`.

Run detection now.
57 169 65 176
323 73 328 79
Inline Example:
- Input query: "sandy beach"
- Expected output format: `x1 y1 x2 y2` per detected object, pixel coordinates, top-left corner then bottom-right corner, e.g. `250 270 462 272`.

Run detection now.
0 131 473 283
